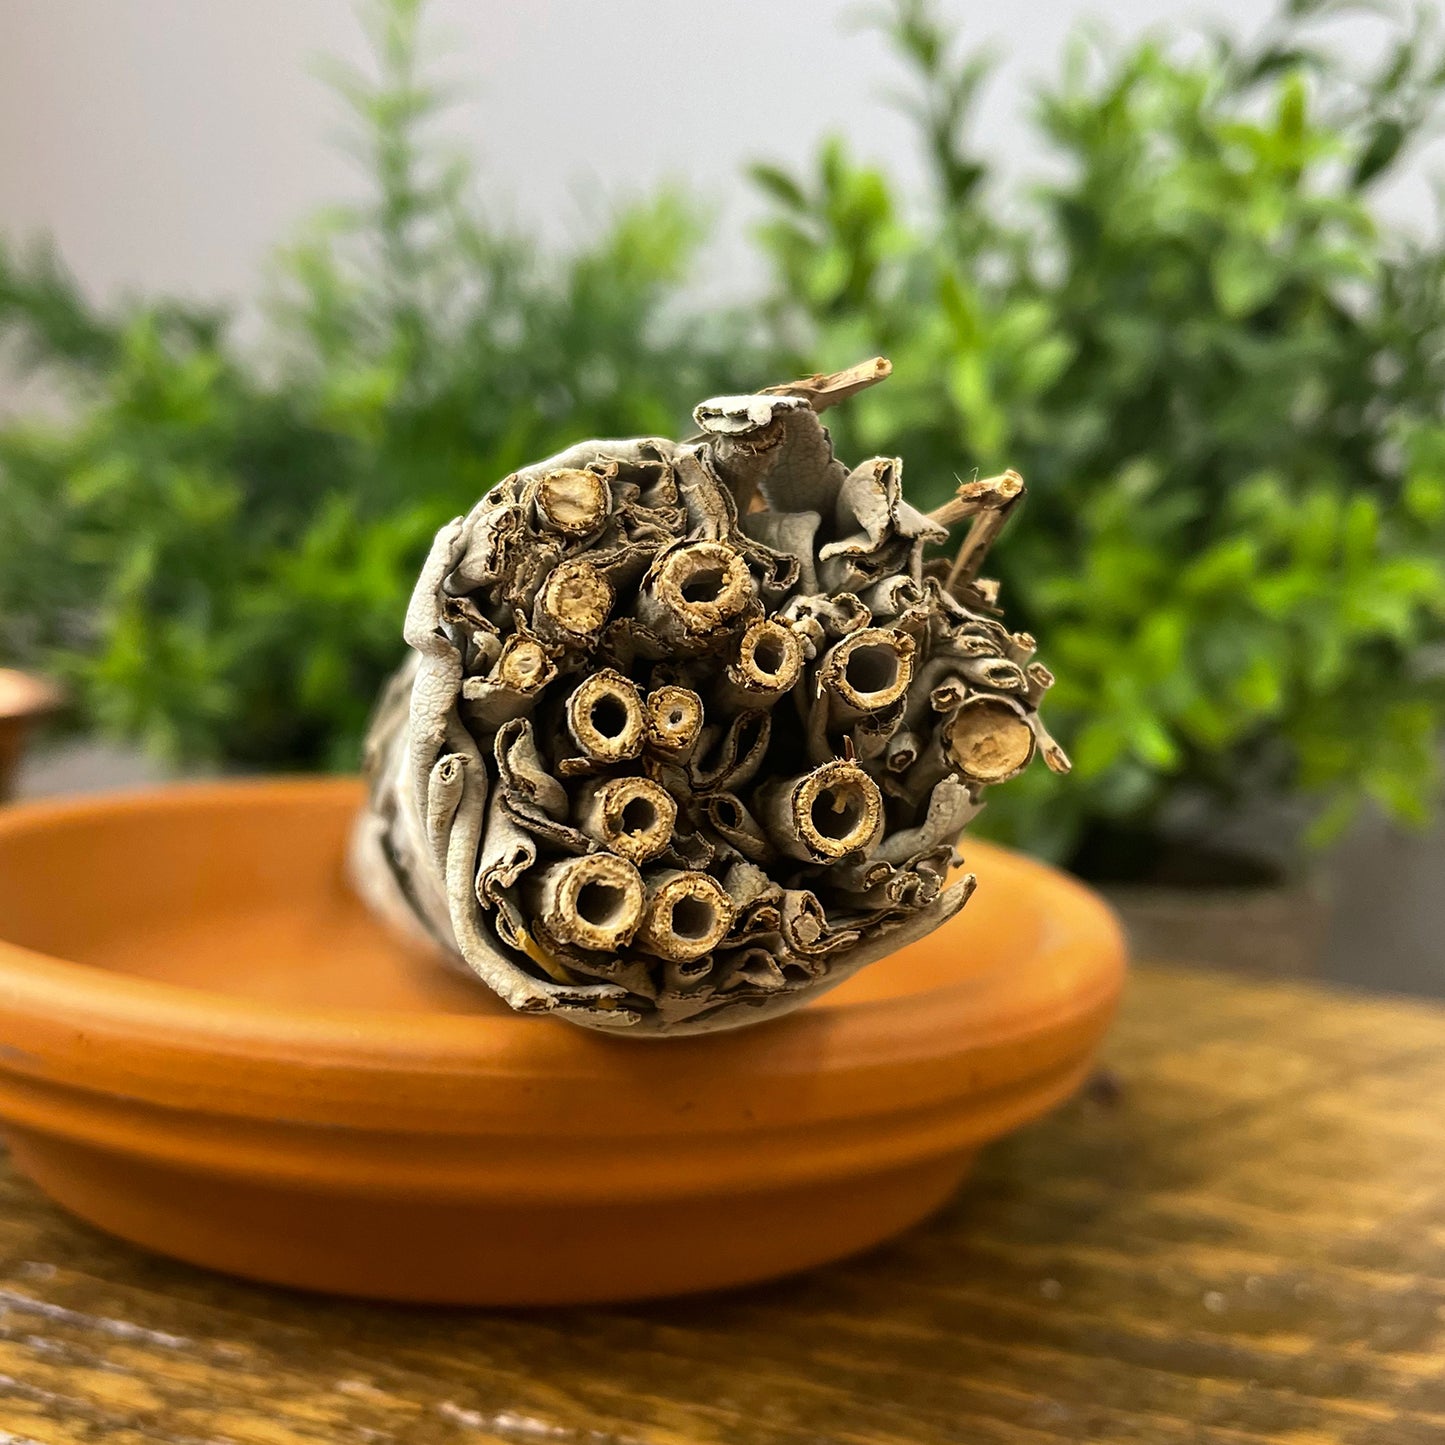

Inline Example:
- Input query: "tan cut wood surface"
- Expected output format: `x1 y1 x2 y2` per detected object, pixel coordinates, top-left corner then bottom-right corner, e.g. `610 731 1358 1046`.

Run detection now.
0 964 1442 1444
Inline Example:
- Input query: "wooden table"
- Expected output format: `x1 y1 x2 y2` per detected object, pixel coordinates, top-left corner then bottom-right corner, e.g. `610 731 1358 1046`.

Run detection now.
0 964 1441 1445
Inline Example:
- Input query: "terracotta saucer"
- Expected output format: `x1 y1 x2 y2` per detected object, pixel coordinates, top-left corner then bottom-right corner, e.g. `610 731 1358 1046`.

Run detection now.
0 668 62 800
0 778 1125 1304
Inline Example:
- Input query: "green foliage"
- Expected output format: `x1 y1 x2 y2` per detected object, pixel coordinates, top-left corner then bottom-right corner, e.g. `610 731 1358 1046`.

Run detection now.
753 0 1445 870
0 0 744 770
4 0 1443 882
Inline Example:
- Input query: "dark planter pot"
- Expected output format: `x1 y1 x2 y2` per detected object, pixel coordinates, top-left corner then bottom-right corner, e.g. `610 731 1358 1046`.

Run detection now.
0 670 61 802
1099 877 1331 977
1073 827 1330 978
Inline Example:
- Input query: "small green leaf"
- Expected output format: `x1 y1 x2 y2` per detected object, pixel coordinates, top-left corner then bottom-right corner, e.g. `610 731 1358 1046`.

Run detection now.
1210 241 1279 317
749 163 810 213
1352 119 1406 188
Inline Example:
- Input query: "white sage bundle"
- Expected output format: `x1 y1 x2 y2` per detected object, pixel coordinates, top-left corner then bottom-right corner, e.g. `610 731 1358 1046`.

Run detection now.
351 359 1068 1034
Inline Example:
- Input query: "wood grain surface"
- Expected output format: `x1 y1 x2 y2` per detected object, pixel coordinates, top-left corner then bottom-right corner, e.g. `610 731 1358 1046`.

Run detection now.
0 964 1441 1444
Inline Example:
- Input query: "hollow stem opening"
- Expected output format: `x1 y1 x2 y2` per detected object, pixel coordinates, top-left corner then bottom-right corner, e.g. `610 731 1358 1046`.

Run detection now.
566 670 645 763
530 854 644 953
636 872 735 961
590 695 628 739
642 542 754 647
728 619 804 701
681 567 727 604
822 628 914 716
845 644 900 697
670 895 715 942
645 685 704 758
574 775 676 862
766 760 884 862
620 796 658 835
810 785 867 843
577 881 628 929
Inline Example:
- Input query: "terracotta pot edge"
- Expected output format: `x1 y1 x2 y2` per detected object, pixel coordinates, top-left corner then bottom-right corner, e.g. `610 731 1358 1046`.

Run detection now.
0 1046 1105 1202
0 777 1127 1132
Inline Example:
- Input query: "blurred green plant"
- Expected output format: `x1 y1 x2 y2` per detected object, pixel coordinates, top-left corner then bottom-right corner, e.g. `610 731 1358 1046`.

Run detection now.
0 0 744 769
754 0 1445 876
4 0 1443 887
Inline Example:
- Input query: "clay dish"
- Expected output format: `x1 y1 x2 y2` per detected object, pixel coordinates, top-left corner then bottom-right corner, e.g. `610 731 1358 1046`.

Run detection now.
0 778 1125 1304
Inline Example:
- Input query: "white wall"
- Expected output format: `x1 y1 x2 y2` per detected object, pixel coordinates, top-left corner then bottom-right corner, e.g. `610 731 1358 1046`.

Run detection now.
5 0 1427 313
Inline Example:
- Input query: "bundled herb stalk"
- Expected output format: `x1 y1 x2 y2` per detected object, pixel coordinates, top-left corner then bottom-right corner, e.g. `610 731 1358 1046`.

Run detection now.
351 360 1067 1034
